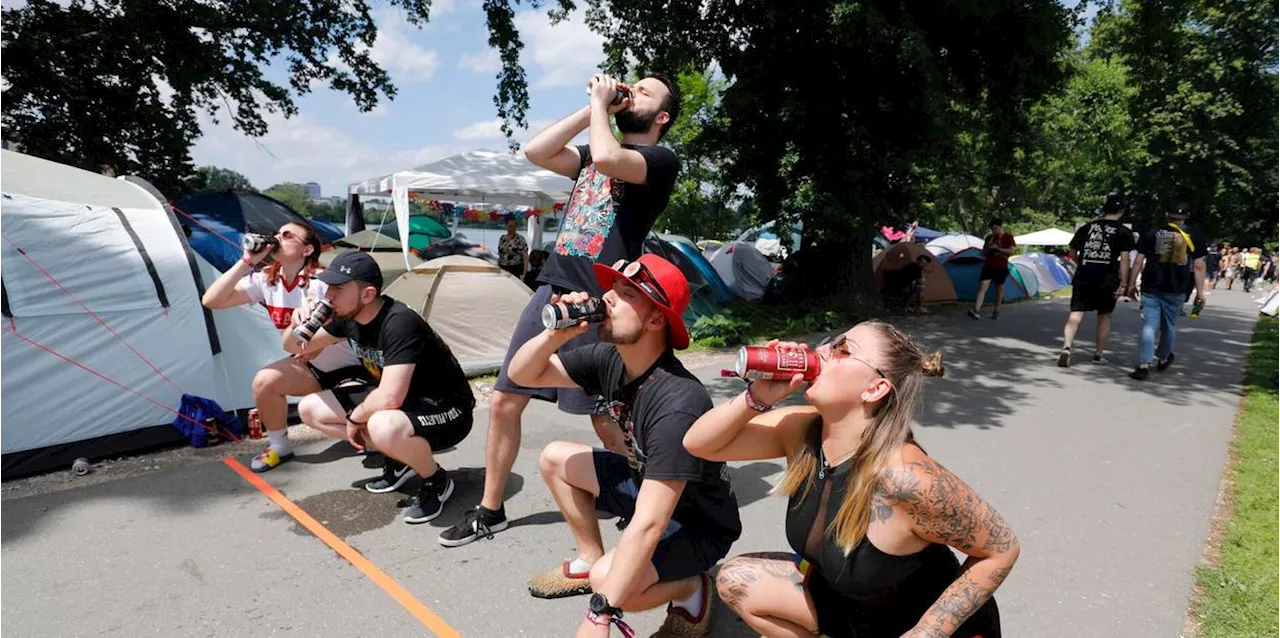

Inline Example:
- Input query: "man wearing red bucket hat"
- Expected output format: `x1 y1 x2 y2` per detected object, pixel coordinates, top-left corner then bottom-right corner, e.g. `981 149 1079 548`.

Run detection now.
507 254 741 638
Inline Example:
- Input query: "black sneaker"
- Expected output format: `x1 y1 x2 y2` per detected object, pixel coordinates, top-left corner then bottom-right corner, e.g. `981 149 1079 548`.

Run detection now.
967 309 981 320
1092 354 1109 365
404 469 455 524
438 505 509 547
1057 348 1071 368
1129 366 1150 381
364 458 417 494
991 310 999 320
1156 353 1175 372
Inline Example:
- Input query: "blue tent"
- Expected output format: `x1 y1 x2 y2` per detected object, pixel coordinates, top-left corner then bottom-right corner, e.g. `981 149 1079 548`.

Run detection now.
941 248 1031 302
174 190 345 272
914 226 944 241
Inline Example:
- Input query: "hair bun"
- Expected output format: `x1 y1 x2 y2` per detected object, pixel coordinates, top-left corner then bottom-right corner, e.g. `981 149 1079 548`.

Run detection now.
920 351 945 378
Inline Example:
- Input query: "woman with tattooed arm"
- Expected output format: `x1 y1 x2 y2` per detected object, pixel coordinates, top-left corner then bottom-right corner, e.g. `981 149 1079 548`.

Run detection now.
684 322 1018 637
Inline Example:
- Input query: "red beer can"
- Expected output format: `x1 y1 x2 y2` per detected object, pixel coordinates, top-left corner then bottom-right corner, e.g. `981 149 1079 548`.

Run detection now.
735 345 822 382
248 409 263 439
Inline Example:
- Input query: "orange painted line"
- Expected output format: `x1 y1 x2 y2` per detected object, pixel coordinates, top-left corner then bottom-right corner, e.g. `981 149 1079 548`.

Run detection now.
223 457 461 638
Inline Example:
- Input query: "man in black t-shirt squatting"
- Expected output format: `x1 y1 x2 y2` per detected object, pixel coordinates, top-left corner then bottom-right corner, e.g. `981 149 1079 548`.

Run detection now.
438 72 683 548
510 254 741 638
1057 193 1135 367
283 251 476 525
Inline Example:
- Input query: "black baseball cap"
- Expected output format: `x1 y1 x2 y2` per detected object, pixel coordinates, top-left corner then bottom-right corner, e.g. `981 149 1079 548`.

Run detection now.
1103 192 1127 214
318 251 384 291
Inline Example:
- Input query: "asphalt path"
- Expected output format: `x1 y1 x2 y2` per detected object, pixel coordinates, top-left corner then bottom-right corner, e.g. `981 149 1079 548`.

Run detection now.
1 287 1260 637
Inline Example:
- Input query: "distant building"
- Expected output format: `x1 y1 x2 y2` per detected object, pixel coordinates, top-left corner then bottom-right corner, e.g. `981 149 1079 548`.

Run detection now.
305 182 321 199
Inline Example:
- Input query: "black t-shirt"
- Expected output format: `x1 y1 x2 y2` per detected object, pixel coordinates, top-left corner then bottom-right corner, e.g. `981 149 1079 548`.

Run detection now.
1138 223 1208 294
558 343 742 543
1205 252 1222 271
1069 219 1136 286
326 297 475 409
537 144 680 294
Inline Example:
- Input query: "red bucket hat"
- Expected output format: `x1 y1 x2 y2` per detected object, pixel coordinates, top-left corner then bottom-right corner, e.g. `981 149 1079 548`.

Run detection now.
592 254 691 349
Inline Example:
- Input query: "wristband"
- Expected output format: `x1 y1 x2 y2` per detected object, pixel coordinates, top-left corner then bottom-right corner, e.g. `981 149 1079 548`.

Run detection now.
584 611 635 638
743 386 773 412
242 257 255 267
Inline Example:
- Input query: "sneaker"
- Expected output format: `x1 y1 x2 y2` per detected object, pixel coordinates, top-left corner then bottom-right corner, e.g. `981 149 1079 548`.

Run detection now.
404 469 455 524
528 560 593 599
991 310 999 320
364 459 416 494
653 573 714 638
250 448 295 473
1156 353 1176 372
967 309 981 320
1129 366 1150 381
438 505 509 547
1091 354 1109 365
1056 348 1071 368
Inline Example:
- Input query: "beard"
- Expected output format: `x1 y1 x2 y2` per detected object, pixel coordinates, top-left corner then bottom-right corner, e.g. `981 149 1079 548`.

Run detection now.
335 300 366 322
614 107 658 134
598 322 643 346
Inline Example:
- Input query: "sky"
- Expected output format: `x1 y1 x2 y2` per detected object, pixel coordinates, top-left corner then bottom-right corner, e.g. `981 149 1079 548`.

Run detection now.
188 0 605 198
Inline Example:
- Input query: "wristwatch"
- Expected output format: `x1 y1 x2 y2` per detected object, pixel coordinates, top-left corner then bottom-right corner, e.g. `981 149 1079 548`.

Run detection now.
589 593 623 618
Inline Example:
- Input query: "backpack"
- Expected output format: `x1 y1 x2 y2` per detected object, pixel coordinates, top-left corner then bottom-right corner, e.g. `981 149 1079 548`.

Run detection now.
172 394 243 448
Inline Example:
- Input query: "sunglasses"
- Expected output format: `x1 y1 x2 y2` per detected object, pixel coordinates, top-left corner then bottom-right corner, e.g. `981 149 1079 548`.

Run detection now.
817 333 886 379
618 260 670 307
278 229 305 243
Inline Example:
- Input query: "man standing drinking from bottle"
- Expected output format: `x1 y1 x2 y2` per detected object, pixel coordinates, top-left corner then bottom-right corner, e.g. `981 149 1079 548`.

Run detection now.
438 72 683 548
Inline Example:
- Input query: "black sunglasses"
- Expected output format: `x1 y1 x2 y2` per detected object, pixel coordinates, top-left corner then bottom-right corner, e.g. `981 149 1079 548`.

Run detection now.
619 260 671 307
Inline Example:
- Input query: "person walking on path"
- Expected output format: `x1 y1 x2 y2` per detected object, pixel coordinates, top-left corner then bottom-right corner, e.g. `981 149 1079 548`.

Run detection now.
1241 247 1262 293
437 72 683 548
1058 194 1135 367
967 219 1016 320
684 325 1018 638
1127 205 1207 381
513 256 740 638
498 216 530 279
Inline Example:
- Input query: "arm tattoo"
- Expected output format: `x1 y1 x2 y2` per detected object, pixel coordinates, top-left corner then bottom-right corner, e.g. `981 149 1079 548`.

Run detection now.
879 459 1017 555
715 552 803 612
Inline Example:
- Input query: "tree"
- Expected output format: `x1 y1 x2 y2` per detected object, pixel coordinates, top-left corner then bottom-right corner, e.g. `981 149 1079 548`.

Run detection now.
194 166 256 192
2 0 428 196
262 183 313 215
523 1 1075 300
1091 0 1278 243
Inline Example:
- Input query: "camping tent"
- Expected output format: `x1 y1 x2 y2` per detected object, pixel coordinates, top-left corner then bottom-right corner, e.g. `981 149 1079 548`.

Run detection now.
348 149 574 268
1260 290 1279 317
1014 228 1074 247
383 255 532 376
655 234 734 303
697 240 725 260
320 242 424 285
710 242 775 301
643 236 729 325
872 243 957 305
1012 253 1072 293
175 190 345 272
1 150 282 477
938 248 1032 302
926 233 985 257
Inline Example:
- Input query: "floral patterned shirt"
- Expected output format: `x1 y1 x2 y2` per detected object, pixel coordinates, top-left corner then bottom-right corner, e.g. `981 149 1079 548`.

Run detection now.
498 232 528 267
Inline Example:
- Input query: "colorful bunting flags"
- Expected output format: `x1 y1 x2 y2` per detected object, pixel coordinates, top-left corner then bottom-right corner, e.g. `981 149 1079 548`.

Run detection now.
409 195 565 222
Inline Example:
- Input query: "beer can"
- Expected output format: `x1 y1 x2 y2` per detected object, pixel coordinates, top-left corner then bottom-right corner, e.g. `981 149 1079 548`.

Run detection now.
541 297 605 330
735 345 821 382
241 233 280 253
612 86 630 105
294 300 334 342
248 408 263 439
72 457 91 476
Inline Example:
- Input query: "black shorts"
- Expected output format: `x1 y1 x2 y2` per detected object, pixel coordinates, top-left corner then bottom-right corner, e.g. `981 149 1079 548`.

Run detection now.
307 364 374 390
980 266 1009 286
592 449 732 582
1069 283 1119 314
332 384 473 451
494 284 603 416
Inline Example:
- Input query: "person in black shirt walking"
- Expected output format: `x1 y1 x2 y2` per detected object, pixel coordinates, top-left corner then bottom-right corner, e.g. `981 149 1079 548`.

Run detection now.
511 254 740 638
439 72 683 548
1057 193 1135 367
1126 204 1208 380
283 252 475 524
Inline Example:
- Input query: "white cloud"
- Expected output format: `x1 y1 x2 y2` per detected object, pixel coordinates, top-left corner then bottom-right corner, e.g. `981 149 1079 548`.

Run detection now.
325 8 440 85
458 49 501 73
190 109 465 198
452 118 557 142
514 8 607 90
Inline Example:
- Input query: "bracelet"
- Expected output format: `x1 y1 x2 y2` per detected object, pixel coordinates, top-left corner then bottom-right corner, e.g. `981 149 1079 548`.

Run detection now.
584 611 635 638
242 257 255 267
743 386 773 412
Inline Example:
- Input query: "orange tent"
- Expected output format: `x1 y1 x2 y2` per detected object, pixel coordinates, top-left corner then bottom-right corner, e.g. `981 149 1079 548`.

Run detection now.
873 243 957 305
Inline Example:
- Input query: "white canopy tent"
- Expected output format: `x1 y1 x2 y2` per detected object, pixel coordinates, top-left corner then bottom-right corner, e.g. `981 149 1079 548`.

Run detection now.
1014 228 1075 247
348 149 575 267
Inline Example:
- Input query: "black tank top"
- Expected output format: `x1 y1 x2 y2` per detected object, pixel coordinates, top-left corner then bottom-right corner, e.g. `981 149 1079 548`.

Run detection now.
785 427 1001 637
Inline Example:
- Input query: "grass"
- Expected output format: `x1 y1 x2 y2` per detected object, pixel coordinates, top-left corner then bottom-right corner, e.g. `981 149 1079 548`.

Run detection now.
685 299 865 352
1191 316 1279 637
